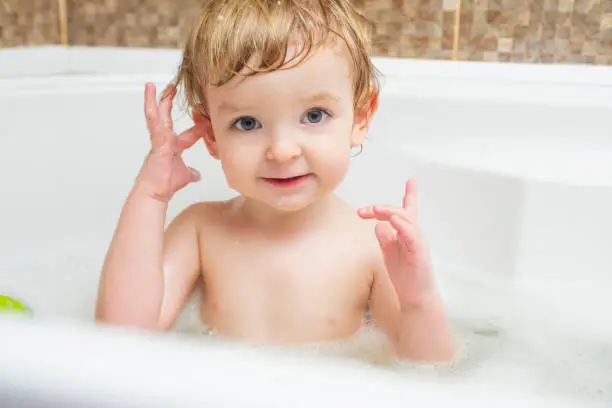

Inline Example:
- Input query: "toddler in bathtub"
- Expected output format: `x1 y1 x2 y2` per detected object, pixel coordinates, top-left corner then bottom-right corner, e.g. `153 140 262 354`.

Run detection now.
95 0 455 362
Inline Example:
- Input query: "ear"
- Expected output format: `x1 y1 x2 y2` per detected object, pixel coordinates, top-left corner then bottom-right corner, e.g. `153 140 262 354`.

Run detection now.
351 88 379 147
192 108 219 160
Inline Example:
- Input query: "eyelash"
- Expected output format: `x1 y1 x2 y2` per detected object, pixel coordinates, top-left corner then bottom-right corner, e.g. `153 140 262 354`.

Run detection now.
303 107 332 124
230 107 333 131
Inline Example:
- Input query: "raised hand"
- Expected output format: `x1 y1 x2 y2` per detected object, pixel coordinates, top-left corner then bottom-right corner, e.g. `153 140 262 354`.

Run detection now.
137 82 206 202
358 179 436 308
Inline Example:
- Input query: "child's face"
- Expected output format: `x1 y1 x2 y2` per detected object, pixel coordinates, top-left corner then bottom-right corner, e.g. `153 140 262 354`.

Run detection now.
202 41 374 212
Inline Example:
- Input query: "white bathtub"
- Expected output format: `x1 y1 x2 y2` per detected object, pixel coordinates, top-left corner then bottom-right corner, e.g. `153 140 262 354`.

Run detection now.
0 46 610 407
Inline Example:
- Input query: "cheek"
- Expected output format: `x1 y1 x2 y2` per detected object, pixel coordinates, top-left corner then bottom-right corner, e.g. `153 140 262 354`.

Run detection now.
311 124 353 180
320 158 350 189
320 148 351 178
217 139 258 186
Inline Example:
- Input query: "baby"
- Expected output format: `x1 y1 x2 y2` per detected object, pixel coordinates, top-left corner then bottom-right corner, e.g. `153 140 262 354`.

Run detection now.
95 0 455 362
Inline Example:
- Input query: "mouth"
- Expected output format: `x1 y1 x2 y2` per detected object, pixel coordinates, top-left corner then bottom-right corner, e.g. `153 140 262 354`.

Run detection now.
262 174 311 188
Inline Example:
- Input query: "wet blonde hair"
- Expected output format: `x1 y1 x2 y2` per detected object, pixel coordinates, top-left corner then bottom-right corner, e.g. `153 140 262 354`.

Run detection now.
172 0 380 118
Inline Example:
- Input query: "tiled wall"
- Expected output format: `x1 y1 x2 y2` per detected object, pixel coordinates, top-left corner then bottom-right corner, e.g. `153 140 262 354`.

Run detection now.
456 0 612 64
0 0 61 47
1 0 611 64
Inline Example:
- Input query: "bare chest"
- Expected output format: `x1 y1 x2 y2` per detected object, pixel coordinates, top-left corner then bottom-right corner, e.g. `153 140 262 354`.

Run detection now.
197 229 374 341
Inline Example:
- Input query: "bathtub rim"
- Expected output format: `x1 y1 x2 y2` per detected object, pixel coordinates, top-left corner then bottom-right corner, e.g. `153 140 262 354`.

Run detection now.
0 316 589 408
2 46 611 188
2 45 612 85
2 46 612 113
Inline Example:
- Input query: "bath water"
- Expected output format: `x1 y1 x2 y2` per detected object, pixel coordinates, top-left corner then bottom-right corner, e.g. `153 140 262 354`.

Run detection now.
0 244 610 407
172 277 611 407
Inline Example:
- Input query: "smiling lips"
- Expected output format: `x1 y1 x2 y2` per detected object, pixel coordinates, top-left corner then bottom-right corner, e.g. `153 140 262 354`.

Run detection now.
262 174 311 188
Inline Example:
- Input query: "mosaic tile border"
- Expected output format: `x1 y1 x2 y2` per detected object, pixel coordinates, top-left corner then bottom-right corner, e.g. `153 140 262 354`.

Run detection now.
1 0 611 65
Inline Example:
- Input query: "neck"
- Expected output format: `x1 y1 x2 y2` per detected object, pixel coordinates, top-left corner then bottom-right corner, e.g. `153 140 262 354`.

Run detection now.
239 193 338 232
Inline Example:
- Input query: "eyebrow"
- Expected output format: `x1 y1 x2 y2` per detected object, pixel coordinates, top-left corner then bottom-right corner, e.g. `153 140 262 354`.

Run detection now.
218 92 341 114
218 100 256 114
300 92 341 105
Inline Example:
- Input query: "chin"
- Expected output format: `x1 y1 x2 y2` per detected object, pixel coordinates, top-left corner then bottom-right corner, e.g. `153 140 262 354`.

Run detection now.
266 195 318 212
233 176 338 213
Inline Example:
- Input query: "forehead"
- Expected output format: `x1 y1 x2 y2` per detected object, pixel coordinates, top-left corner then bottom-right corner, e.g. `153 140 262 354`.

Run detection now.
206 42 354 107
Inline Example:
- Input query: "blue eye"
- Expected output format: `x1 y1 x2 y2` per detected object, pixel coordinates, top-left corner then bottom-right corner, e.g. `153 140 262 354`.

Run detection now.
302 109 329 124
233 116 261 131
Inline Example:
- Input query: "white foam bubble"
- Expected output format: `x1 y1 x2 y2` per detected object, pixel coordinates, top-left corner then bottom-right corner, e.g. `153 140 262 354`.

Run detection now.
1 247 610 407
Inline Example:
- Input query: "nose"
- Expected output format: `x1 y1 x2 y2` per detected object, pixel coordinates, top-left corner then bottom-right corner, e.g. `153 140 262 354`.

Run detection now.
265 134 302 162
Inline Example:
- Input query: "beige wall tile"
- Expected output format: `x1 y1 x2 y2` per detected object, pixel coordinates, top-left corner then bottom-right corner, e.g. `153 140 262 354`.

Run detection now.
0 0 61 47
1 0 610 65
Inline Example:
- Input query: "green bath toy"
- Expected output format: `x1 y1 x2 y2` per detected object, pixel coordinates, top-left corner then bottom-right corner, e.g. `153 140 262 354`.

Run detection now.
0 294 32 316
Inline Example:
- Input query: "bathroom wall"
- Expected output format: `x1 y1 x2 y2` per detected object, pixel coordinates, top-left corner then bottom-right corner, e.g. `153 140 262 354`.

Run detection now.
1 0 611 64
0 0 61 47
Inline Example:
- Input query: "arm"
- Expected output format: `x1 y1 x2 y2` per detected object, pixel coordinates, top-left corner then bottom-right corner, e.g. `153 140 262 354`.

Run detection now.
369 263 455 362
95 82 207 331
95 193 201 331
360 180 455 362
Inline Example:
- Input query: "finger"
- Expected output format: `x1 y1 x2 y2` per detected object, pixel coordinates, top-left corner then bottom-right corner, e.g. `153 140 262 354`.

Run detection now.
176 124 205 151
358 205 415 222
144 82 159 131
188 167 201 182
389 215 420 250
144 83 165 149
374 222 396 250
357 206 395 221
403 179 418 212
357 207 380 220
360 210 418 241
159 85 177 131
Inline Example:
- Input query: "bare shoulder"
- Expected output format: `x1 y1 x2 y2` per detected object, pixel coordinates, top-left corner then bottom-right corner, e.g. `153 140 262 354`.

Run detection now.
336 198 378 235
164 201 234 241
334 199 384 267
171 200 232 222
